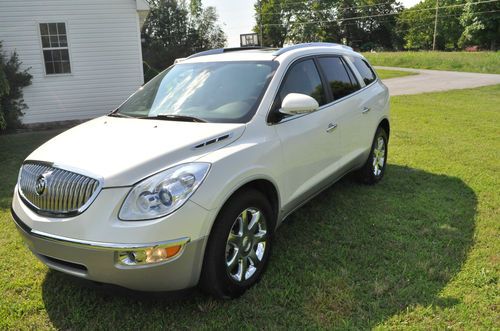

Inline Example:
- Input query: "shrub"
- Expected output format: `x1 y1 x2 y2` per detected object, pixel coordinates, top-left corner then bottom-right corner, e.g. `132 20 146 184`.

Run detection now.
0 42 32 132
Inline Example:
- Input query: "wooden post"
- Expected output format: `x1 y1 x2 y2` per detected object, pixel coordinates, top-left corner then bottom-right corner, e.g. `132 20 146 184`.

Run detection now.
432 0 439 51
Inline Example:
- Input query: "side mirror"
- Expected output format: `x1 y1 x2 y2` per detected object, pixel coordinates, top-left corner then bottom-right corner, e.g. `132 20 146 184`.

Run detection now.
279 93 319 115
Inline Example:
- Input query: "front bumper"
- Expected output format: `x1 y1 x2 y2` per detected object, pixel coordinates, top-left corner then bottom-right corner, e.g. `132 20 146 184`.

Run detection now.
12 208 207 291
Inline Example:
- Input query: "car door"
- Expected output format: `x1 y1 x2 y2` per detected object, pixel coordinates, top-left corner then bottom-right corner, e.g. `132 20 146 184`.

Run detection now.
316 56 368 166
270 58 344 209
346 56 386 152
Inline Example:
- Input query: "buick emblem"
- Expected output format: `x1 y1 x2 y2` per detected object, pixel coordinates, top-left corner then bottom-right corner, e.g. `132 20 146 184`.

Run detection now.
35 174 47 196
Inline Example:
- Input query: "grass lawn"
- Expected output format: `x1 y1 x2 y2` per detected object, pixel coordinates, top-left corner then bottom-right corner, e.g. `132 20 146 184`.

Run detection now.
0 85 499 329
376 69 417 80
364 51 500 74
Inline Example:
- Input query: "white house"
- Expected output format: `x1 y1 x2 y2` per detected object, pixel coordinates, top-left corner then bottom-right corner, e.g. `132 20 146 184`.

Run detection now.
0 0 149 125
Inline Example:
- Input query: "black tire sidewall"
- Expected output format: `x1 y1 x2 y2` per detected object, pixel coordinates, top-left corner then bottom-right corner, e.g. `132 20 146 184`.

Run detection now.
359 127 388 184
370 127 388 181
200 189 275 298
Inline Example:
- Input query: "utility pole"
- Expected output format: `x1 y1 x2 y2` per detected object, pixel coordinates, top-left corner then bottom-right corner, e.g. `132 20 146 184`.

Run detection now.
259 0 263 47
432 0 439 51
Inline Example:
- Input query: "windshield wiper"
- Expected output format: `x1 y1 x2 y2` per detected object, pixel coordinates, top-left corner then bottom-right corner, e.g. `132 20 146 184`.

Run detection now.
108 112 133 118
142 114 207 123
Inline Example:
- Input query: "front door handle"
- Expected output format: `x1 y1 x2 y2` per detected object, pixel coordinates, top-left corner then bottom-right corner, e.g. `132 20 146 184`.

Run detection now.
326 123 338 133
362 107 371 114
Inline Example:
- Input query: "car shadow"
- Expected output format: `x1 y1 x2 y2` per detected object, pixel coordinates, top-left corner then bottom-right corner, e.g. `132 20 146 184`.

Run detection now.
41 164 477 329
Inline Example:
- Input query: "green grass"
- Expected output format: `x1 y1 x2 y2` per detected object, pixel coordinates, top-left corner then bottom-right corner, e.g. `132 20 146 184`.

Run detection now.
1 85 499 329
376 69 418 80
364 51 500 74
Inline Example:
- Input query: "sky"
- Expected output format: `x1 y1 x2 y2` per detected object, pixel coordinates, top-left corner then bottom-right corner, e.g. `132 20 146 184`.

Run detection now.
203 0 422 46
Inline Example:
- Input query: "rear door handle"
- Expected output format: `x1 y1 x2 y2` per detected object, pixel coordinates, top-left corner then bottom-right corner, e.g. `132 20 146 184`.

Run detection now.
326 123 338 133
362 107 371 114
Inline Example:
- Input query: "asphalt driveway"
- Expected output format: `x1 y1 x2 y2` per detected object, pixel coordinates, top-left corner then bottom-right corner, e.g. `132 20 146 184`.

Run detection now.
375 66 500 96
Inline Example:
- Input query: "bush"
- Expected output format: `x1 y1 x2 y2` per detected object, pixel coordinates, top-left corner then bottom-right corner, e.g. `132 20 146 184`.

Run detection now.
0 42 32 132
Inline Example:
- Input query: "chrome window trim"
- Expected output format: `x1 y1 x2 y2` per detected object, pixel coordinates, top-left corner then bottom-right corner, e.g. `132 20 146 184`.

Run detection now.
18 160 104 217
266 53 379 126
270 81 379 125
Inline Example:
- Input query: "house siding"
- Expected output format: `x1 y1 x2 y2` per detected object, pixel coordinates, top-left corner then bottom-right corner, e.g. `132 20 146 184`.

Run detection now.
0 0 145 124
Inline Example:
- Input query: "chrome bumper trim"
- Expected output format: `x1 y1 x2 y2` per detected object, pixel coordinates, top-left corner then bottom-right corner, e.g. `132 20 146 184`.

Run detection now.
11 206 190 251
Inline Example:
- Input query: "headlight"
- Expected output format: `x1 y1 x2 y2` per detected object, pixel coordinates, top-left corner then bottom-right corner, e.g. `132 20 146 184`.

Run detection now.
119 163 210 221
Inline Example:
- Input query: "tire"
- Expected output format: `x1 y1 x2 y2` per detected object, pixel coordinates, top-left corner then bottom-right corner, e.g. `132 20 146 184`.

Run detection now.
357 126 388 185
199 189 275 299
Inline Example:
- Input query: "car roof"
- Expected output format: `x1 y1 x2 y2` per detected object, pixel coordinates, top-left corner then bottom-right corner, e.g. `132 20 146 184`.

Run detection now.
179 43 363 64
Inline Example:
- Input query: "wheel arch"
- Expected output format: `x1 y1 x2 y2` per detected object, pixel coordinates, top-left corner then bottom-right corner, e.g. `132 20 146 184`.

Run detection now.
208 177 281 236
378 118 390 140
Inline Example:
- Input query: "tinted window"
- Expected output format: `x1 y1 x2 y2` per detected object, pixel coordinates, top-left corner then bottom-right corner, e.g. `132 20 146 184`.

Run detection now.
279 59 326 106
351 57 377 85
317 57 360 100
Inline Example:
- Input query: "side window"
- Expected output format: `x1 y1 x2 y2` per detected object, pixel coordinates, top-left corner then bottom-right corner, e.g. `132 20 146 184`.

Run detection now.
278 59 326 107
351 57 377 85
317 57 360 100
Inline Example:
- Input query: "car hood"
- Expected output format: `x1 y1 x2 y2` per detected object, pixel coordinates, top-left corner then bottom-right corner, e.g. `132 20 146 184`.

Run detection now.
26 116 246 187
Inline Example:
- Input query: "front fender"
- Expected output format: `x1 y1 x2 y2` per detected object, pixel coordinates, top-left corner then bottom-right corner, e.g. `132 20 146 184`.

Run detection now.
189 137 284 236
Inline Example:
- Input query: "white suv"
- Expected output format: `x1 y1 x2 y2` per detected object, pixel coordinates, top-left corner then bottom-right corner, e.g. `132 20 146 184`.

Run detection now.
11 43 389 298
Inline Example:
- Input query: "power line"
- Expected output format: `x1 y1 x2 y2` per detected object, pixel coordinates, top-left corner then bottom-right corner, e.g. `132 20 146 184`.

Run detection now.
218 0 399 16
257 8 500 27
258 0 500 26
259 0 499 18
230 8 500 29
260 1 402 16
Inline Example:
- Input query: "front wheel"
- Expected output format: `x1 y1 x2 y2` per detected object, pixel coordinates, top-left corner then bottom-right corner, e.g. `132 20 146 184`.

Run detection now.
357 127 388 184
199 189 274 299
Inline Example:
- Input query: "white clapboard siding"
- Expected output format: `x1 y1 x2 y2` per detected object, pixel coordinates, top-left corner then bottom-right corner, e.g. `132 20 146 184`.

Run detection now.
0 0 146 124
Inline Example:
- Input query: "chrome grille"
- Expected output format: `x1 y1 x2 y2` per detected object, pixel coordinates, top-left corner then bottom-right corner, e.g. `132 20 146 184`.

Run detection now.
18 162 101 215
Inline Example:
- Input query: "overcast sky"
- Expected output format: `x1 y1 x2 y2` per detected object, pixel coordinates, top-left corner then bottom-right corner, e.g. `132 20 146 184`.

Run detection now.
203 0 422 46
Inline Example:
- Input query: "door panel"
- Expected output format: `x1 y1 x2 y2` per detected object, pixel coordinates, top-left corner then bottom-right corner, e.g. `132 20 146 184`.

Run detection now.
271 58 342 208
275 107 343 206
317 56 367 165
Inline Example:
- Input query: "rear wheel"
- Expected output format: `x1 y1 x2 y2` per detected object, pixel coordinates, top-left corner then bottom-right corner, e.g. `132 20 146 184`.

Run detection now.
199 189 274 299
357 127 388 184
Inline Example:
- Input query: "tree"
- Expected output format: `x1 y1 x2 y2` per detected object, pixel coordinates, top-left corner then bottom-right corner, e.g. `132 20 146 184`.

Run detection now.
254 0 296 47
397 0 465 50
188 2 226 52
0 42 32 132
459 0 500 50
254 0 402 50
141 0 226 81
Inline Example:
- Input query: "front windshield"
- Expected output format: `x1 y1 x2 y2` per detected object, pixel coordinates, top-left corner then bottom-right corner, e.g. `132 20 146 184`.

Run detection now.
116 61 278 123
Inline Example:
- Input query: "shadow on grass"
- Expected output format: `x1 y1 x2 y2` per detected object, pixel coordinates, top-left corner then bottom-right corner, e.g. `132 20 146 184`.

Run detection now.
40 165 476 329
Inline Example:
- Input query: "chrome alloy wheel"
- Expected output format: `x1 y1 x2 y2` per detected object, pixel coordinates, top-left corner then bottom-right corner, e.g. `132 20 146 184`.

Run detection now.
225 207 267 282
372 136 386 177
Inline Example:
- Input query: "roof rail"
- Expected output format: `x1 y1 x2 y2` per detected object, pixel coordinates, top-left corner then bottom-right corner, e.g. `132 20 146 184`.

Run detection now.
272 42 353 56
186 46 268 59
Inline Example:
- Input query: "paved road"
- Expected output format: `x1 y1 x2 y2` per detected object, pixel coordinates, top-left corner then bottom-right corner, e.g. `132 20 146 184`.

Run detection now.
375 66 500 96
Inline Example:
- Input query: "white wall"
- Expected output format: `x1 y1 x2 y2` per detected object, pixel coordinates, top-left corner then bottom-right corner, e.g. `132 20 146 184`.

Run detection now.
0 0 145 124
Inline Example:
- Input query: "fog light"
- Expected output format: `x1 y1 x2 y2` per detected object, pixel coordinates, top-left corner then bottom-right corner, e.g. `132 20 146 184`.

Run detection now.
117 244 183 266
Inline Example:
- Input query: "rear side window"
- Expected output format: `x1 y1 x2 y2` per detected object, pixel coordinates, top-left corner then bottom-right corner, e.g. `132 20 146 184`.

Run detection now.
317 57 360 100
279 59 326 106
351 57 377 85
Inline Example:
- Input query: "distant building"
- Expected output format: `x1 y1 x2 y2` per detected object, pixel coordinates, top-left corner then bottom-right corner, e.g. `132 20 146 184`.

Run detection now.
0 0 149 124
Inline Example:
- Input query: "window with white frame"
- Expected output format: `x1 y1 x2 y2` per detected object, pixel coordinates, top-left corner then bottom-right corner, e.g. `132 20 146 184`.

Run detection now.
39 23 71 75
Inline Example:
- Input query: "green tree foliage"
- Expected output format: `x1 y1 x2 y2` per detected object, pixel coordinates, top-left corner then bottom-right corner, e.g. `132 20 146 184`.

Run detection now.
254 0 403 50
142 0 226 81
459 0 500 50
0 42 32 132
397 0 465 50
